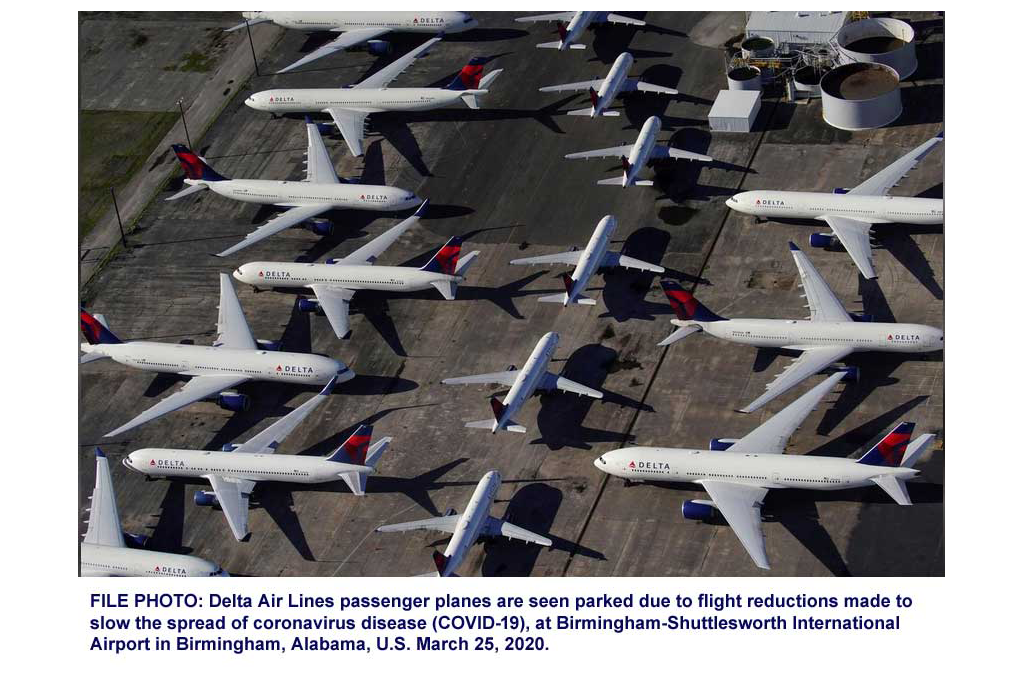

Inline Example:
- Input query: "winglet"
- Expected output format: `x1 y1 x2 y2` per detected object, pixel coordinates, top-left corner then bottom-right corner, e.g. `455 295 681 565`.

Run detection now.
326 425 373 464
857 422 915 466
788 241 799 251
304 115 313 124
96 447 107 459
319 377 338 396
413 199 430 217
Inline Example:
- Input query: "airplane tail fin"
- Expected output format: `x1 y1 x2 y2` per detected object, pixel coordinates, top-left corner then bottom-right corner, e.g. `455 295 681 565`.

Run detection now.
421 237 463 275
326 425 372 464
444 57 487 91
465 398 526 433
557 21 568 41
589 87 599 108
80 310 122 345
660 280 726 322
171 144 228 182
432 550 449 576
857 422 915 467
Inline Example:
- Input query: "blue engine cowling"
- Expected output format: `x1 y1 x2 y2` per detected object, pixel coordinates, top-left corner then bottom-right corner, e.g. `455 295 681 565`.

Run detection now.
217 392 250 412
305 218 334 237
221 443 240 452
124 533 149 549
314 122 334 135
708 438 737 451
835 366 859 382
256 338 282 351
194 491 218 507
809 232 838 249
298 297 321 314
850 313 874 323
682 500 717 521
832 187 850 194
365 40 392 56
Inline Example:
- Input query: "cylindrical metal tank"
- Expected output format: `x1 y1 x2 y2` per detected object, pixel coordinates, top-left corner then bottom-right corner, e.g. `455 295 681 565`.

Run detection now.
820 62 902 130
727 65 761 91
793 65 824 98
740 35 775 58
836 17 917 80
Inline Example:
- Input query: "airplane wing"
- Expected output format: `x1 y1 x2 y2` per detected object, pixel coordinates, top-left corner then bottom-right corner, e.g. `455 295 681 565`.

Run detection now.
604 13 647 26
788 242 851 323
215 204 334 258
376 514 460 534
215 273 257 350
104 374 249 437
354 37 441 89
516 12 576 22
602 252 664 272
654 145 714 162
206 474 256 541
334 201 428 265
539 79 605 93
820 215 877 280
697 480 770 570
539 371 604 398
441 370 520 387
324 108 369 157
564 145 634 160
740 349 851 414
846 134 943 197
277 27 390 74
731 371 846 452
509 250 583 267
232 378 337 454
310 284 356 339
83 451 125 548
626 80 679 95
484 516 553 546
305 119 340 184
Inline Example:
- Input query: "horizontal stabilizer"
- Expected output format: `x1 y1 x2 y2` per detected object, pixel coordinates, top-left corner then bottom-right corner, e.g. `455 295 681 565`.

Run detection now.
431 280 457 300
478 70 503 89
537 41 586 49
657 323 701 347
225 17 271 32
537 293 568 304
455 251 480 277
340 437 391 496
900 434 936 468
164 183 208 201
465 419 527 433
460 93 480 110
79 351 107 364
633 180 655 186
597 177 626 186
870 474 912 506
567 106 595 116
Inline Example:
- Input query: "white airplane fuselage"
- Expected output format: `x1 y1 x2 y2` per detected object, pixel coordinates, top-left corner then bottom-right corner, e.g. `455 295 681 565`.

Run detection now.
685 319 944 353
559 11 595 48
727 190 944 225
244 11 477 34
125 448 373 485
623 116 661 186
233 262 463 295
440 471 502 576
499 332 560 429
248 88 473 116
565 216 616 302
595 446 917 492
80 543 228 577
79 341 352 385
594 52 633 116
192 178 420 212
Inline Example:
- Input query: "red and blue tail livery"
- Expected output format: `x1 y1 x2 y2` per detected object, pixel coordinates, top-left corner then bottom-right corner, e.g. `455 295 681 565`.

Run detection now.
171 144 228 182
432 550 449 575
421 237 463 275
80 309 122 345
327 424 373 464
857 422 915 466
660 281 725 322
444 58 487 90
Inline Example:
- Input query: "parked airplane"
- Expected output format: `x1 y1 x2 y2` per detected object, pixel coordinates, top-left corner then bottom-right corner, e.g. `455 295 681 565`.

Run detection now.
233 201 480 338
510 215 663 306
594 372 936 570
246 38 503 157
442 332 603 433
725 133 944 279
565 116 713 187
124 379 390 541
226 11 477 73
657 243 943 412
515 11 645 51
539 52 677 117
81 450 228 576
376 470 551 576
165 118 421 257
80 274 354 437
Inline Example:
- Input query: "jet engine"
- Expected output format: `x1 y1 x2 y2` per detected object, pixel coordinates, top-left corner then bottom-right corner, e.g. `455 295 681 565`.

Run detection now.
221 443 240 452
682 499 718 521
364 40 392 56
708 438 738 451
809 233 839 249
304 218 334 237
298 297 322 314
837 366 859 382
314 122 334 135
217 391 250 412
124 533 149 549
850 313 874 323
256 338 282 351
832 187 850 194
194 491 218 507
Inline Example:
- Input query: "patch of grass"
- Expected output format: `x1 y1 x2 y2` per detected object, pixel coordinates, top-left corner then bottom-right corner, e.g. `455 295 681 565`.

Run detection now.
164 50 215 73
79 110 179 238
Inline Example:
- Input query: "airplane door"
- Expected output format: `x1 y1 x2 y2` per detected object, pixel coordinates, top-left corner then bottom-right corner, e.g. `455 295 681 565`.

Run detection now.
771 472 783 485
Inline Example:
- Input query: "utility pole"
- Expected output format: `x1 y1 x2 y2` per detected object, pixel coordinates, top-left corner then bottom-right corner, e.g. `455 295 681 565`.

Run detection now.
177 97 192 149
110 188 128 248
245 19 260 76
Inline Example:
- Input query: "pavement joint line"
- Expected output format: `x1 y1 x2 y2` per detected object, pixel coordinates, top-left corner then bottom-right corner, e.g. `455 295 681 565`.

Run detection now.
559 97 783 576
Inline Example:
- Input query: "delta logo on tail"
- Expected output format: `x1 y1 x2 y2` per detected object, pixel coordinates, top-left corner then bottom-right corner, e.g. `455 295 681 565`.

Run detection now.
557 22 568 40
432 550 448 575
422 237 463 275
857 422 915 466
659 281 725 323
588 87 599 108
342 425 372 465
80 310 121 345
445 58 487 90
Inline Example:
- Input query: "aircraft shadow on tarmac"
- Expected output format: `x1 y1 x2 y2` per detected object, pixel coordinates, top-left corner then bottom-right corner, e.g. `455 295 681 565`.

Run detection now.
482 483 606 577
532 343 650 451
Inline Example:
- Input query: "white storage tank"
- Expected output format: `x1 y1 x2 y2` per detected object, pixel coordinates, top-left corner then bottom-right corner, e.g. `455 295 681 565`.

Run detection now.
727 65 762 91
709 90 762 133
836 17 917 79
793 65 824 98
820 62 902 130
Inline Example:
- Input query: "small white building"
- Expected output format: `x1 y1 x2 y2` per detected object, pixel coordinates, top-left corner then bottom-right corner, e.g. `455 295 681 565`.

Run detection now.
746 11 850 49
708 90 761 133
